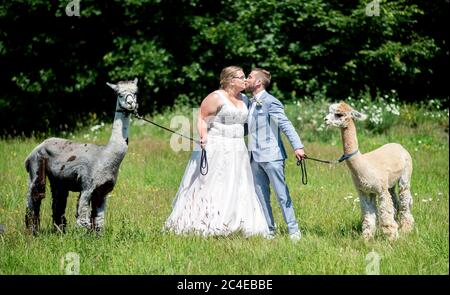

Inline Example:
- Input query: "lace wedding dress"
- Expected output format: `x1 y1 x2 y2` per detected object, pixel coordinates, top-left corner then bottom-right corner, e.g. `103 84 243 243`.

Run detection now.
164 91 269 237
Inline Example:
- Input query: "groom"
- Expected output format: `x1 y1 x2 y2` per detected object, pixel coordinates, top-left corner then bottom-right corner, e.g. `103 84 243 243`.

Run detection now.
245 68 305 241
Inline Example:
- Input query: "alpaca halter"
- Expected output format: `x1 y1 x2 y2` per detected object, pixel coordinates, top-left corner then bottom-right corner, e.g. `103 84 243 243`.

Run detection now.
115 108 137 115
337 149 359 162
115 94 138 115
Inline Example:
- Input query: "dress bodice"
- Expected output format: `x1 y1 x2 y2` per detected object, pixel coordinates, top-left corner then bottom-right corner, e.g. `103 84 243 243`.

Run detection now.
208 91 248 138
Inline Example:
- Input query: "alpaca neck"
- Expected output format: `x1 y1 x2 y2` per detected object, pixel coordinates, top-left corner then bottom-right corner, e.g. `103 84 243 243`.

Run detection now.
340 120 364 175
340 120 359 155
107 107 130 152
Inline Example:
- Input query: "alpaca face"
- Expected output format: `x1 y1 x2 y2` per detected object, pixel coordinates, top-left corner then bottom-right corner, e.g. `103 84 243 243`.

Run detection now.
324 102 367 128
107 78 139 113
324 103 352 128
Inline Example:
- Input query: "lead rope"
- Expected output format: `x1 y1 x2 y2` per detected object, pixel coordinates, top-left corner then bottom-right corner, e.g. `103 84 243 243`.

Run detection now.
297 151 360 185
200 146 208 175
297 159 308 185
132 111 208 176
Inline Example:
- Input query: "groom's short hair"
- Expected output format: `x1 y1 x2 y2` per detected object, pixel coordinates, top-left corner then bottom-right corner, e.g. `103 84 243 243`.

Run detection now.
252 68 271 88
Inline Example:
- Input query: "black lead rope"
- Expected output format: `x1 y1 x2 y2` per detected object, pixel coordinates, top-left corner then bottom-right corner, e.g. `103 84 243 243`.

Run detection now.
297 151 360 185
297 155 334 185
200 148 208 175
297 159 308 185
132 112 208 176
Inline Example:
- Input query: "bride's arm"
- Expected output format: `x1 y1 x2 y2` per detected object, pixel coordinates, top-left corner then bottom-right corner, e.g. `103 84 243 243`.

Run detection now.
197 110 208 148
198 92 221 147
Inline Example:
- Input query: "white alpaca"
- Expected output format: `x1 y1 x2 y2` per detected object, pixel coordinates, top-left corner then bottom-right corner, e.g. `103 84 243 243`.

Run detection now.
324 102 414 241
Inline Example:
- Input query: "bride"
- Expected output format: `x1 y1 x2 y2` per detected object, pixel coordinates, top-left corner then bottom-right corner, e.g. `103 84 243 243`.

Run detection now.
164 66 269 237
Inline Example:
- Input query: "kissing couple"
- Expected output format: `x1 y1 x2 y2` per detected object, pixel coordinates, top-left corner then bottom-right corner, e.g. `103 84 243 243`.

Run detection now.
165 66 305 242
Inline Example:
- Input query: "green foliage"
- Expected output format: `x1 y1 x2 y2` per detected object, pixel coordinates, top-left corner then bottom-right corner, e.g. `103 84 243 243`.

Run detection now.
0 0 448 136
347 90 402 134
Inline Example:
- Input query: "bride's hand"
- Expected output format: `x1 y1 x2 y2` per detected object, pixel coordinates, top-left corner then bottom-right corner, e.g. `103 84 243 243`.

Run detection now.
200 138 207 149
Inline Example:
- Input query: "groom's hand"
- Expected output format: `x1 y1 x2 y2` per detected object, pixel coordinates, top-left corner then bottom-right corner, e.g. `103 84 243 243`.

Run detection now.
294 148 305 161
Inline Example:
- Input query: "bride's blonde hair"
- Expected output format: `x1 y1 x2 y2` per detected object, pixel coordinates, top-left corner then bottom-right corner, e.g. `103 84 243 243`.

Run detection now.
219 66 243 89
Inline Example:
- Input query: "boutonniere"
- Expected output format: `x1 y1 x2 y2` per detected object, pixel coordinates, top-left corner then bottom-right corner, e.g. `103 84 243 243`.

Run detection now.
252 97 263 107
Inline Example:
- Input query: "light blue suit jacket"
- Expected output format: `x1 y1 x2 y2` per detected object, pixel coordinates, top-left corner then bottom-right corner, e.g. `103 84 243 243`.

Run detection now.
244 91 303 162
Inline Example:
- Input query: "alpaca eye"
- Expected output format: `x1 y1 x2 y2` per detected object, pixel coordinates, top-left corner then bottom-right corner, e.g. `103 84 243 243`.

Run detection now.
335 113 343 118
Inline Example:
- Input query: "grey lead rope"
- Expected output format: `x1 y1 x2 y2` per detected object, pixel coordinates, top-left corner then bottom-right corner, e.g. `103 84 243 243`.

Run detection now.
132 111 208 176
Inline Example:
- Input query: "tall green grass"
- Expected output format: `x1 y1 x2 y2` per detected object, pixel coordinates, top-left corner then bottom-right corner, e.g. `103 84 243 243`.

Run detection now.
0 101 448 274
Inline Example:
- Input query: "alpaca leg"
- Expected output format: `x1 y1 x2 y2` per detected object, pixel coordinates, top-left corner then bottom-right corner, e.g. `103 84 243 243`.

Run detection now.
389 186 400 221
379 190 399 241
25 157 47 235
76 190 92 229
50 181 68 232
25 196 42 235
75 193 81 218
91 194 107 232
398 175 414 233
359 192 377 240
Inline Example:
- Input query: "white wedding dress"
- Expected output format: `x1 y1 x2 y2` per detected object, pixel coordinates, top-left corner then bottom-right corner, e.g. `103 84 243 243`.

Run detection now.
165 90 269 237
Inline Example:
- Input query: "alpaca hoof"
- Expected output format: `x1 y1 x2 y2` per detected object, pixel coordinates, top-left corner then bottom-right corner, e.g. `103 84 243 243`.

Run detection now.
388 233 398 241
381 221 399 241
92 226 104 235
362 229 375 241
362 233 374 241
384 229 399 241
400 221 414 233
91 216 105 233
92 222 104 232
399 215 414 233
25 212 40 235
76 218 91 229
91 221 104 233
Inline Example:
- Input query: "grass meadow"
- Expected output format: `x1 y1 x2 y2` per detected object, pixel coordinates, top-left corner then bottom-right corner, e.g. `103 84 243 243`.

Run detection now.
0 98 448 275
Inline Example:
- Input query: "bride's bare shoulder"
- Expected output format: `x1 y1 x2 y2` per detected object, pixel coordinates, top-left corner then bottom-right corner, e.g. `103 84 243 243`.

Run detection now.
200 90 224 115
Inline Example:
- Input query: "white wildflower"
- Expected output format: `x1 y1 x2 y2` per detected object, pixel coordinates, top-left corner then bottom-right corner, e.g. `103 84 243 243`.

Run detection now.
90 124 103 132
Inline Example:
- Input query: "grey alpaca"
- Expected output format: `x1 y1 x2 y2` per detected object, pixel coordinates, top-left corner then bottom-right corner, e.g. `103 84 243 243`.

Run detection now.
24 78 138 234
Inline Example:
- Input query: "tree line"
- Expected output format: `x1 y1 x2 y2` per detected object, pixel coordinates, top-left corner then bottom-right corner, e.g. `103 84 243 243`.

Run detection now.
0 0 448 136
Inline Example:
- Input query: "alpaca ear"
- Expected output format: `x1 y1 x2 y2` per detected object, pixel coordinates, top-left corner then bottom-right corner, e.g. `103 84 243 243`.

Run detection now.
133 77 138 85
106 82 118 91
352 110 367 121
